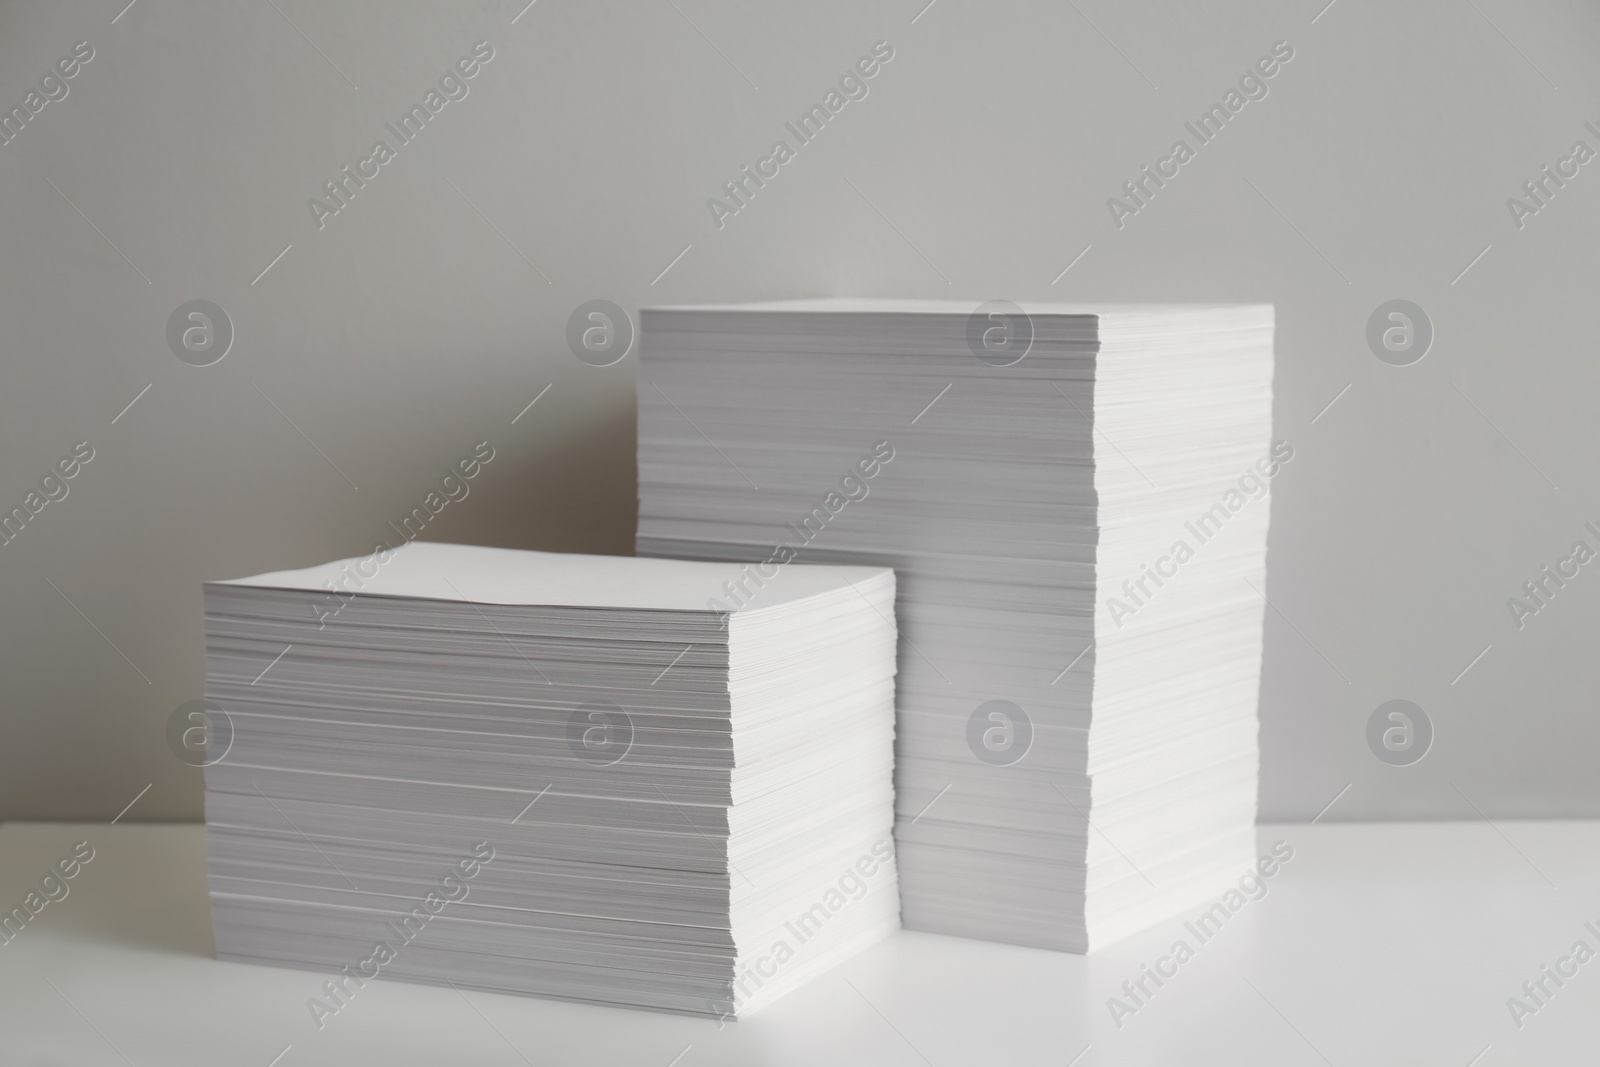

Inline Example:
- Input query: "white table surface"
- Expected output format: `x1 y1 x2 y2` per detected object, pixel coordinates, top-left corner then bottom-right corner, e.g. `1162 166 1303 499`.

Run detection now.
0 820 1591 1066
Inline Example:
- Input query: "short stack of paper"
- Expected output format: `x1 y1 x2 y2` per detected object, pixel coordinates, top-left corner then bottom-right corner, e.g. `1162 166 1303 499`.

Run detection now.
202 543 899 1017
636 300 1277 952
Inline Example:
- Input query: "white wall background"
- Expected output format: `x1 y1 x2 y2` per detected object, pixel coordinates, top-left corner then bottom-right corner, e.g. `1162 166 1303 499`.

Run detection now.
4 0 1599 823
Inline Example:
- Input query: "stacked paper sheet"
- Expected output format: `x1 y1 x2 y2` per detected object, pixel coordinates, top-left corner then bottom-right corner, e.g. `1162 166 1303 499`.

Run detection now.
202 543 899 1017
636 300 1277 952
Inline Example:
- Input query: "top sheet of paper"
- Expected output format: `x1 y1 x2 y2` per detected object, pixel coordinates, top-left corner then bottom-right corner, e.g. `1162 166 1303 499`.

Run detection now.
213 542 890 613
641 299 1273 316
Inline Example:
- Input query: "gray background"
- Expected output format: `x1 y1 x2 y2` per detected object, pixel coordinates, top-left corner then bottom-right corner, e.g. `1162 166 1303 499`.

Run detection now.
2 0 1594 823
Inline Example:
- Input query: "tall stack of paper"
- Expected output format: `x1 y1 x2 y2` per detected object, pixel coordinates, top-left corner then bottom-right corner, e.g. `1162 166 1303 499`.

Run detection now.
636 300 1277 952
202 543 899 1017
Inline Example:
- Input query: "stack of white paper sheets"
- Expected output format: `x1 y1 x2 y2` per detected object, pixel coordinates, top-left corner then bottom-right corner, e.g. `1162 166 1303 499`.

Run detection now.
202 543 900 1017
636 300 1276 952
